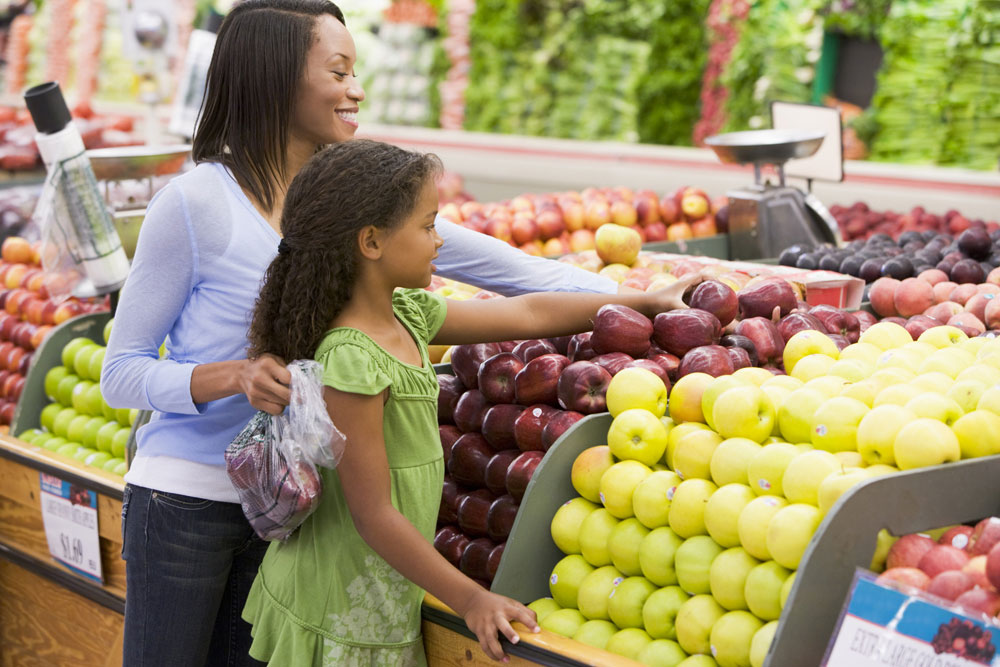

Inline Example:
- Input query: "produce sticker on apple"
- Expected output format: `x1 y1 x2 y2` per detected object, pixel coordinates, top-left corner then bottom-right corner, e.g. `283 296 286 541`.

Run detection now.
39 473 103 583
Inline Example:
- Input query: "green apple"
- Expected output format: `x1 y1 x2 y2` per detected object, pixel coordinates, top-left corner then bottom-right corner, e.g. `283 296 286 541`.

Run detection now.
668 479 718 538
102 457 126 473
56 374 82 408
710 438 762 487
732 366 776 386
856 404 915 465
948 380 987 413
40 403 63 432
549 554 594 609
909 372 954 395
838 379 879 408
609 518 650 576
677 656 719 667
744 560 791 621
55 442 81 458
17 428 42 444
539 608 587 638
111 427 130 458
666 422 711 470
66 415 91 444
633 470 682 529
839 342 883 367
96 421 122 455
551 497 600 555
605 628 654 661
750 620 780 667
52 407 79 438
44 366 69 400
70 380 95 414
675 594 725 656
709 547 760 611
918 325 968 349
779 572 796 608
919 348 976 378
72 446 98 462
128 409 139 426
747 443 799 496
572 446 616 503
113 461 128 476
781 449 840 505
608 409 668 466
606 367 668 418
80 416 108 450
789 354 837 383
675 535 724 595
83 384 104 417
639 527 684 586
904 392 963 426
73 344 99 381
643 585 689 640
103 318 113 344
869 528 898 572
860 321 912 350
952 409 1000 458
87 347 106 384
701 376 752 431
673 429 724 481
61 337 94 369
668 372 714 424
783 330 840 375
608 575 657 629
600 460 652 519
777 388 826 444
766 504 822 569
579 507 621 567
115 407 131 426
101 396 116 421
84 451 112 468
873 383 922 408
710 610 763 667
810 396 869 453
711 385 775 444
704 483 755 548
894 417 961 470
35 433 57 450
572 619 618 650
637 638 687 667
576 565 623 621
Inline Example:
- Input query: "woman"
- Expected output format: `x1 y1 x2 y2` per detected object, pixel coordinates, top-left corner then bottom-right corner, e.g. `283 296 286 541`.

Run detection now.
102 1 618 665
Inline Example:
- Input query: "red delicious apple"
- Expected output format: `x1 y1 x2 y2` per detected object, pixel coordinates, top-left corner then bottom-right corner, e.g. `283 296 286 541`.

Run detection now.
646 352 680 381
809 305 861 343
460 537 496 581
854 310 878 332
514 353 570 406
875 567 930 591
887 533 937 569
487 542 505 581
477 353 525 404
497 340 519 353
776 312 827 343
689 280 739 327
720 334 759 366
652 309 722 357
738 278 797 320
485 449 520 496
905 315 942 341
439 425 462 465
514 404 557 452
939 525 975 551
481 404 526 451
734 318 785 366
457 489 495 538
727 347 752 370
918 544 970 578
926 570 976 601
987 543 1000 591
450 343 502 389
542 410 584 450
557 361 611 414
453 389 494 434
448 434 494 487
955 588 1000 617
434 525 470 568
591 352 633 377
437 374 465 425
591 304 653 357
567 332 597 362
439 477 462 525
512 338 558 363
506 450 543 501
969 517 1000 556
548 336 572 356
487 494 519 542
678 345 735 378
624 359 671 388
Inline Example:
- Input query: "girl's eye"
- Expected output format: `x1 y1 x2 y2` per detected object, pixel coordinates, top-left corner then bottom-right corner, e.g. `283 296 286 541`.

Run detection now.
333 71 348 79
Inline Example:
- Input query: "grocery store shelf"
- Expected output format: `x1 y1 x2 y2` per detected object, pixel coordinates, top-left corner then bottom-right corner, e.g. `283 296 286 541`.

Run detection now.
0 541 124 613
0 435 124 500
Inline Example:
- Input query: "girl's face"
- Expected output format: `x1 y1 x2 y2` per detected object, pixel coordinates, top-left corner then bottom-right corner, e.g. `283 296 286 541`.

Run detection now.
383 179 443 288
290 15 365 147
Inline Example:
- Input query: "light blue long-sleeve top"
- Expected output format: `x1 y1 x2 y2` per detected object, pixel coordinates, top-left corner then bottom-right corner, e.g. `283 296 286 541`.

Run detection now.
101 161 616 502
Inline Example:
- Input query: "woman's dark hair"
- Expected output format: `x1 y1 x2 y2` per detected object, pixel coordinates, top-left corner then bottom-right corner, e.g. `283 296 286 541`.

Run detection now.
248 139 442 362
192 0 346 213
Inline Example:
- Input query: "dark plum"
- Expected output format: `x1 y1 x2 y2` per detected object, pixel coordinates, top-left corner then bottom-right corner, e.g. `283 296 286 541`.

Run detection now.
881 257 913 279
859 258 885 283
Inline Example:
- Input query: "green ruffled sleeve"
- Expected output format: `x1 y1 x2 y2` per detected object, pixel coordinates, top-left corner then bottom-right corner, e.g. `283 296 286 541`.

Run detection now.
316 340 392 396
393 289 448 344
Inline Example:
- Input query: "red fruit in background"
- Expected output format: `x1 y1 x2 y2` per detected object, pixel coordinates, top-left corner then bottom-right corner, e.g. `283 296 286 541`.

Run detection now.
477 353 524 404
854 310 878 333
809 305 861 343
689 280 738 327
514 404 557 452
947 312 986 336
567 332 597 362
738 278 796 320
439 425 462 465
512 338 558 363
591 352 633 376
969 517 1000 556
939 525 975 551
624 359 671 388
720 334 759 367
926 570 976 601
481 404 526 452
895 278 935 318
542 410 584 450
776 312 827 343
952 259 987 285
987 543 1000 591
437 374 465 425
450 343 502 389
646 353 681 382
954 588 1000 617
917 544 970 578
964 293 994 324
963 555 991 590
439 477 462 525
487 543 505 580
904 315 941 341
514 353 570 406
591 304 653 357
678 345 735 378
547 336 572 356
434 526 470 568
557 361 611 414
506 450 543 501
887 533 937 569
652 309 722 357
734 317 785 366
485 450 520 496
447 434 493 487
487 494 519 542
869 277 900 318
459 537 495 580
727 347 752 370
659 196 679 224
453 389 493 434
876 567 930 591
457 489 494 538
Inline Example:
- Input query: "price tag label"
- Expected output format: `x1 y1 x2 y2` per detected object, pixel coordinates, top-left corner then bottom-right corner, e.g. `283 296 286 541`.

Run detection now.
38 473 103 583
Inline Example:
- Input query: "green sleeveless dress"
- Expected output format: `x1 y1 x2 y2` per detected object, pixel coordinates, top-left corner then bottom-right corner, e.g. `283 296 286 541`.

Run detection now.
243 289 447 666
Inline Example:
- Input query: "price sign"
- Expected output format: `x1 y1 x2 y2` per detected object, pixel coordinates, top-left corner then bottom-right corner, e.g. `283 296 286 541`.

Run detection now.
38 473 103 583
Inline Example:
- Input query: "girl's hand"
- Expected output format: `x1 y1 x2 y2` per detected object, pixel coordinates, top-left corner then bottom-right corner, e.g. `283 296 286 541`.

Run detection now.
646 271 703 315
463 589 540 662
239 354 292 414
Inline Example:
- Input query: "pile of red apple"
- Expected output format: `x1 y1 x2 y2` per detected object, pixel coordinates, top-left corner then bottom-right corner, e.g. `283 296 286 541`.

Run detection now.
831 202 997 242
877 517 1000 622
437 185 725 258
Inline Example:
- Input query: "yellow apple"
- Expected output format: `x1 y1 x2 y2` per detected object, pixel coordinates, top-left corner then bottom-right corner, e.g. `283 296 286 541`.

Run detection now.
642 586 690 640
712 385 776 444
668 478 718 538
710 437 763 487
956 364 1000 386
608 408 669 466
874 348 922 373
766 503 822 569
750 621 780 667
639 526 684 586
790 353 838 382
709 547 760 611
675 594 725 656
951 409 1000 458
904 393 964 426
710 611 764 667
900 341 937 359
675 535 724 595
747 442 800 496
804 375 848 398
873 383 922 408
865 463 899 476
668 373 714 424
817 468 871 516
606 367 668 418
917 325 968 348
870 367 917 385
959 336 989 355
783 330 840 375
894 418 961 470
760 385 794 434
839 379 879 407
608 576 657 629
673 429 724 481
977 384 1000 415
704 483 756 548
609 518 651 576
834 450 865 468
549 554 595 608
860 321 912 350
947 378 986 413
577 565 624 621
738 495 789 560
701 375 753 431
909 371 955 394
781 449 841 505
744 561 792 621
839 342 883 367
828 359 872 383
600 460 653 519
632 470 682 529
732 366 775 386
541 608 588 638
761 375 804 391
780 572 796 608
595 223 642 266
572 619 618 649
527 597 561 624
638 638 687 666
811 396 870 453
856 404 916 465
551 497 601 554
579 508 620 567
919 348 976 378
666 422 710 470
572 446 616 503
777 387 826 444
605 628 654 661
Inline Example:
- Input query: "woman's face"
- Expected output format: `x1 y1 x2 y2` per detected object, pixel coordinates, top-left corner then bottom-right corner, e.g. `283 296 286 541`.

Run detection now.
290 15 365 147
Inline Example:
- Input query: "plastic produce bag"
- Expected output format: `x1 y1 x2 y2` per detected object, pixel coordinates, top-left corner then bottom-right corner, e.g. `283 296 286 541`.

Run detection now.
225 360 346 541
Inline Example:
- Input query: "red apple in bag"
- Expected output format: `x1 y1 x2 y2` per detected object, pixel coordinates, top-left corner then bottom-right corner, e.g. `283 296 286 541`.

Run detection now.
969 517 1000 556
514 353 570 406
738 278 797 320
481 404 526 452
477 353 524 404
887 533 936 569
986 543 1000 591
875 567 930 591
926 570 976 601
590 304 653 357
652 309 722 357
557 361 612 414
917 544 969 577
954 588 1000 617
450 343 502 389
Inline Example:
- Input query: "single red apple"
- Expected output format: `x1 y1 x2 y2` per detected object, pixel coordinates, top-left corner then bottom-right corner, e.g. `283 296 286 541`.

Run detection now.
776 312 827 343
439 476 462 525
738 278 797 320
506 450 543 501
918 544 970 578
439 425 462 465
986 542 1000 591
437 374 465 425
926 570 976 601
487 494 519 542
514 353 570 406
513 404 557 452
969 517 1000 556
954 587 1000 617
567 332 597 362
557 361 612 414
678 345 734 378
459 537 496 581
453 389 493 434
591 352 633 377
652 309 722 357
512 338 558 363
875 567 930 592
434 525 470 568
734 318 785 366
887 533 937 569
487 542 505 581
448 434 494 487
484 449 520 496
481 404 526 452
591 304 653 357
689 280 739 327
477 352 525 404
541 410 584 450
457 489 495 538
939 525 975 551
450 343 502 389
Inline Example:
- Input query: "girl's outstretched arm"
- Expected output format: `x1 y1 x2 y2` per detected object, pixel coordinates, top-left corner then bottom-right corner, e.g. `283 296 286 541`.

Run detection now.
326 386 539 661
431 272 701 346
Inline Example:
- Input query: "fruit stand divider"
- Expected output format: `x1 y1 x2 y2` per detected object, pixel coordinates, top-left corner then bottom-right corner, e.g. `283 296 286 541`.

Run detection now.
639 235 731 260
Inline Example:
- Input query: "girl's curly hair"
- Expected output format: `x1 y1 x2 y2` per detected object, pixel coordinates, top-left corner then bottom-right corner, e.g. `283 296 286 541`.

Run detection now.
247 139 442 361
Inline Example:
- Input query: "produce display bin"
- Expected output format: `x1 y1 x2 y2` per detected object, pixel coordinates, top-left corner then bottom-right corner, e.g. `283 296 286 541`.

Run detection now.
641 234 730 260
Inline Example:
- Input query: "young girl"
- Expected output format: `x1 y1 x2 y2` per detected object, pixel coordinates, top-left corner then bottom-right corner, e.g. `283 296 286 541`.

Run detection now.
242 139 696 665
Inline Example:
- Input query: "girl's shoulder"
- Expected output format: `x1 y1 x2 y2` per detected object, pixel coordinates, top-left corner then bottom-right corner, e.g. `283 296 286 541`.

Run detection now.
314 329 394 397
392 289 447 345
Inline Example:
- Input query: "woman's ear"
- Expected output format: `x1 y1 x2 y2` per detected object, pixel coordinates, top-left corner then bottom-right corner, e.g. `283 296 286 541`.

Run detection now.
357 225 383 260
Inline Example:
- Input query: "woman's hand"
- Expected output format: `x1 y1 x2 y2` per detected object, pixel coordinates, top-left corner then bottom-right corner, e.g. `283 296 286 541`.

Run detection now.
462 589 540 662
239 354 292 414
644 271 702 316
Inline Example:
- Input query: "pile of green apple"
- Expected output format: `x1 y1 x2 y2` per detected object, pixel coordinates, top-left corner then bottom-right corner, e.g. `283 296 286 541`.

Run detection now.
17 319 134 477
526 321 1000 666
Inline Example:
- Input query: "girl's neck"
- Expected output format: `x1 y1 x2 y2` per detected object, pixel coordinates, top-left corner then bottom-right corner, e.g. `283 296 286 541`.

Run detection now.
333 272 399 332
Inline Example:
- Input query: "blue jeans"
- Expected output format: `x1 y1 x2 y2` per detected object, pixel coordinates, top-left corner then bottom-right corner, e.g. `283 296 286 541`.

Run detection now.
121 484 269 667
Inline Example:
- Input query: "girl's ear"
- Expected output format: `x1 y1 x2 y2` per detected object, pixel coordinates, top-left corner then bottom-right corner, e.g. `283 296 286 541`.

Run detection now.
358 225 383 260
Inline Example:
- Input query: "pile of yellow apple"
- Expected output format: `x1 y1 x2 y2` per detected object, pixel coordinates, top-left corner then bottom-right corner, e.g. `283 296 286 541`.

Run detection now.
527 321 1000 667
